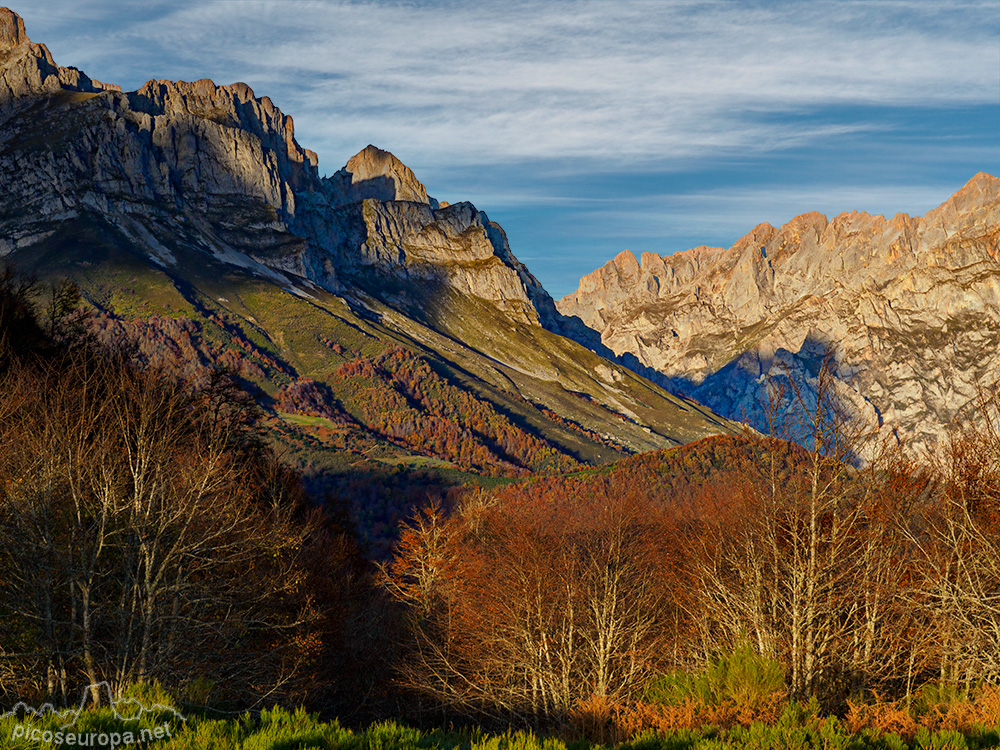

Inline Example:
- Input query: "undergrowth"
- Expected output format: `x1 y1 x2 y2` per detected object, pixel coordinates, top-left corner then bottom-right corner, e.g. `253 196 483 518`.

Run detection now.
1 698 998 750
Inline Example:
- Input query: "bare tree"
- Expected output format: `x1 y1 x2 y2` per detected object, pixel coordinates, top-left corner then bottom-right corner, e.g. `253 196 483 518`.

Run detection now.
688 352 895 702
382 490 675 721
0 349 320 705
905 382 1000 690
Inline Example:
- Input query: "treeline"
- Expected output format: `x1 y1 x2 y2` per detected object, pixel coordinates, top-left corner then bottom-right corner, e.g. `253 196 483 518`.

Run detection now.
0 270 381 718
89 312 288 389
383 364 1000 722
4 265 1000 737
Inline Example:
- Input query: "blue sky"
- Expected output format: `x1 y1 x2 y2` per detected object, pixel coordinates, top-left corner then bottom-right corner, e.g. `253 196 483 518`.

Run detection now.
20 0 1000 298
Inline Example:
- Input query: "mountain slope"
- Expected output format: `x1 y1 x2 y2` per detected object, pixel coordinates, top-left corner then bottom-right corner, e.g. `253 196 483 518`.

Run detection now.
558 174 1000 451
0 6 734 547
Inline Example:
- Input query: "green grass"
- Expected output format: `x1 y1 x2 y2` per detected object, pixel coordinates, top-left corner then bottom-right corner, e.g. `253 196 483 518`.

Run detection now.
375 455 457 469
1 705 997 750
278 412 341 430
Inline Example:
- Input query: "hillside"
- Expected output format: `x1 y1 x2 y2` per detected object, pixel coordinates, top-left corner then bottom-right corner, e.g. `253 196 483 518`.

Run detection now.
483 433 807 515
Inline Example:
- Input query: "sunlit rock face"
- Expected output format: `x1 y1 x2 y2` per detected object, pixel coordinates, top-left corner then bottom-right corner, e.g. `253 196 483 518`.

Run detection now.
0 8 559 324
558 173 1000 453
325 144 434 205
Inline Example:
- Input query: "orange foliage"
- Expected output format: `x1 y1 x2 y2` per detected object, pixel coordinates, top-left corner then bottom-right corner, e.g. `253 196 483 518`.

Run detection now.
333 347 580 475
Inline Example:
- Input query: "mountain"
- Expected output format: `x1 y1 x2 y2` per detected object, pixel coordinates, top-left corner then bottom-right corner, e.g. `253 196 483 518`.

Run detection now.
0 8 734 548
558 174 1000 452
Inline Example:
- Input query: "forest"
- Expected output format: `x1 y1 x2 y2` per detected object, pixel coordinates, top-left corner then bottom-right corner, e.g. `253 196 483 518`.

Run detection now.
1 267 999 748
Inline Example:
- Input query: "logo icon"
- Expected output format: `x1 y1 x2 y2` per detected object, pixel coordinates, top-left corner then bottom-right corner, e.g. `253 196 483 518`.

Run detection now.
3 683 185 747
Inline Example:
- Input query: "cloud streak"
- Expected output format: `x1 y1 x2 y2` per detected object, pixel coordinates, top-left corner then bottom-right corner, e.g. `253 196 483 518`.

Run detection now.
21 0 1000 170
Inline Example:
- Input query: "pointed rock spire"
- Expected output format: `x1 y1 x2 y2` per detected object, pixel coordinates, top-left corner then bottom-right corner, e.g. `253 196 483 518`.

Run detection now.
0 7 26 50
329 145 435 206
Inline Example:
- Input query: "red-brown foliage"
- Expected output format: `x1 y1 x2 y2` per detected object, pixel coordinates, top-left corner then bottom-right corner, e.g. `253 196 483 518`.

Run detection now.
332 347 580 475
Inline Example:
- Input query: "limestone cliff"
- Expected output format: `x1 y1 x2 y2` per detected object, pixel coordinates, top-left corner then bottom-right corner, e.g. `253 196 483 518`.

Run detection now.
0 7 320 266
0 7 120 107
0 8 557 326
326 144 434 205
559 174 1000 451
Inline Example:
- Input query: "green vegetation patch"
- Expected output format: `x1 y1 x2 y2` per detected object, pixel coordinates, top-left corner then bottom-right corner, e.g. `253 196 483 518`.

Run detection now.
2 704 998 750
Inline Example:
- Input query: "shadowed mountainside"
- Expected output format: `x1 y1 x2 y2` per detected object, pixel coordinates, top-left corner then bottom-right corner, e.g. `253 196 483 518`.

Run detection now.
0 8 735 550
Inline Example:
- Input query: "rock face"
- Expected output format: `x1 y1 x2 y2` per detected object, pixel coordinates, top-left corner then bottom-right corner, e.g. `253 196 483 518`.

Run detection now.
0 7 119 107
558 174 1000 452
0 9 558 323
326 144 434 205
0 14 318 261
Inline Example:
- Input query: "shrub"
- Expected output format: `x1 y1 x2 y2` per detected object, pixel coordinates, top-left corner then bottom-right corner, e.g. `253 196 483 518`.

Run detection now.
646 643 785 707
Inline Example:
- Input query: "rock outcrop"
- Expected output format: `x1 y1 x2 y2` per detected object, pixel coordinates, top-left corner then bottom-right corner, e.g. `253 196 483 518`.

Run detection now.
559 174 1000 452
326 144 434 205
0 7 321 264
0 7 119 108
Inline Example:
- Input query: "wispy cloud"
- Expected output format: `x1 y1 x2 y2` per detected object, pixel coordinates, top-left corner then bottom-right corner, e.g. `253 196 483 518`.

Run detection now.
20 0 1000 171
577 182 966 237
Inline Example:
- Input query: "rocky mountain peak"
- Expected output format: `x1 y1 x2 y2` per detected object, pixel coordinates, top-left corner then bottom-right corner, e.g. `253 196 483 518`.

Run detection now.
0 9 120 110
927 172 1000 225
0 13 324 260
732 223 777 255
0 10 560 328
0 7 26 49
125 76 319 192
326 144 434 206
613 249 640 273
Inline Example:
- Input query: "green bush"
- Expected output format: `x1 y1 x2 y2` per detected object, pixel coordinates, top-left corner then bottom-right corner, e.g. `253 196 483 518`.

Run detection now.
911 682 975 716
646 643 785 706
2 697 1000 750
121 680 178 711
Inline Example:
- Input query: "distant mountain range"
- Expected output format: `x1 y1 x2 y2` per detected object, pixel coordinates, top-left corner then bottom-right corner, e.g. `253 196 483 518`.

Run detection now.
558 174 999 452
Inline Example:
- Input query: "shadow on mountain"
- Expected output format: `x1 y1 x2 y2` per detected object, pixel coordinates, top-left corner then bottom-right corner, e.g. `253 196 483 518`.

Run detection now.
555 312 871 455
346 176 400 203
321 170 406 206
544 310 693 393
335 270 604 464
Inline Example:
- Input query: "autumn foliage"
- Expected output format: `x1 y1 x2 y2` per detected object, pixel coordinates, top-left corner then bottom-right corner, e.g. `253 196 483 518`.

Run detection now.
3 269 1000 738
384 370 1000 725
0 274 370 714
331 348 580 475
382 489 685 720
